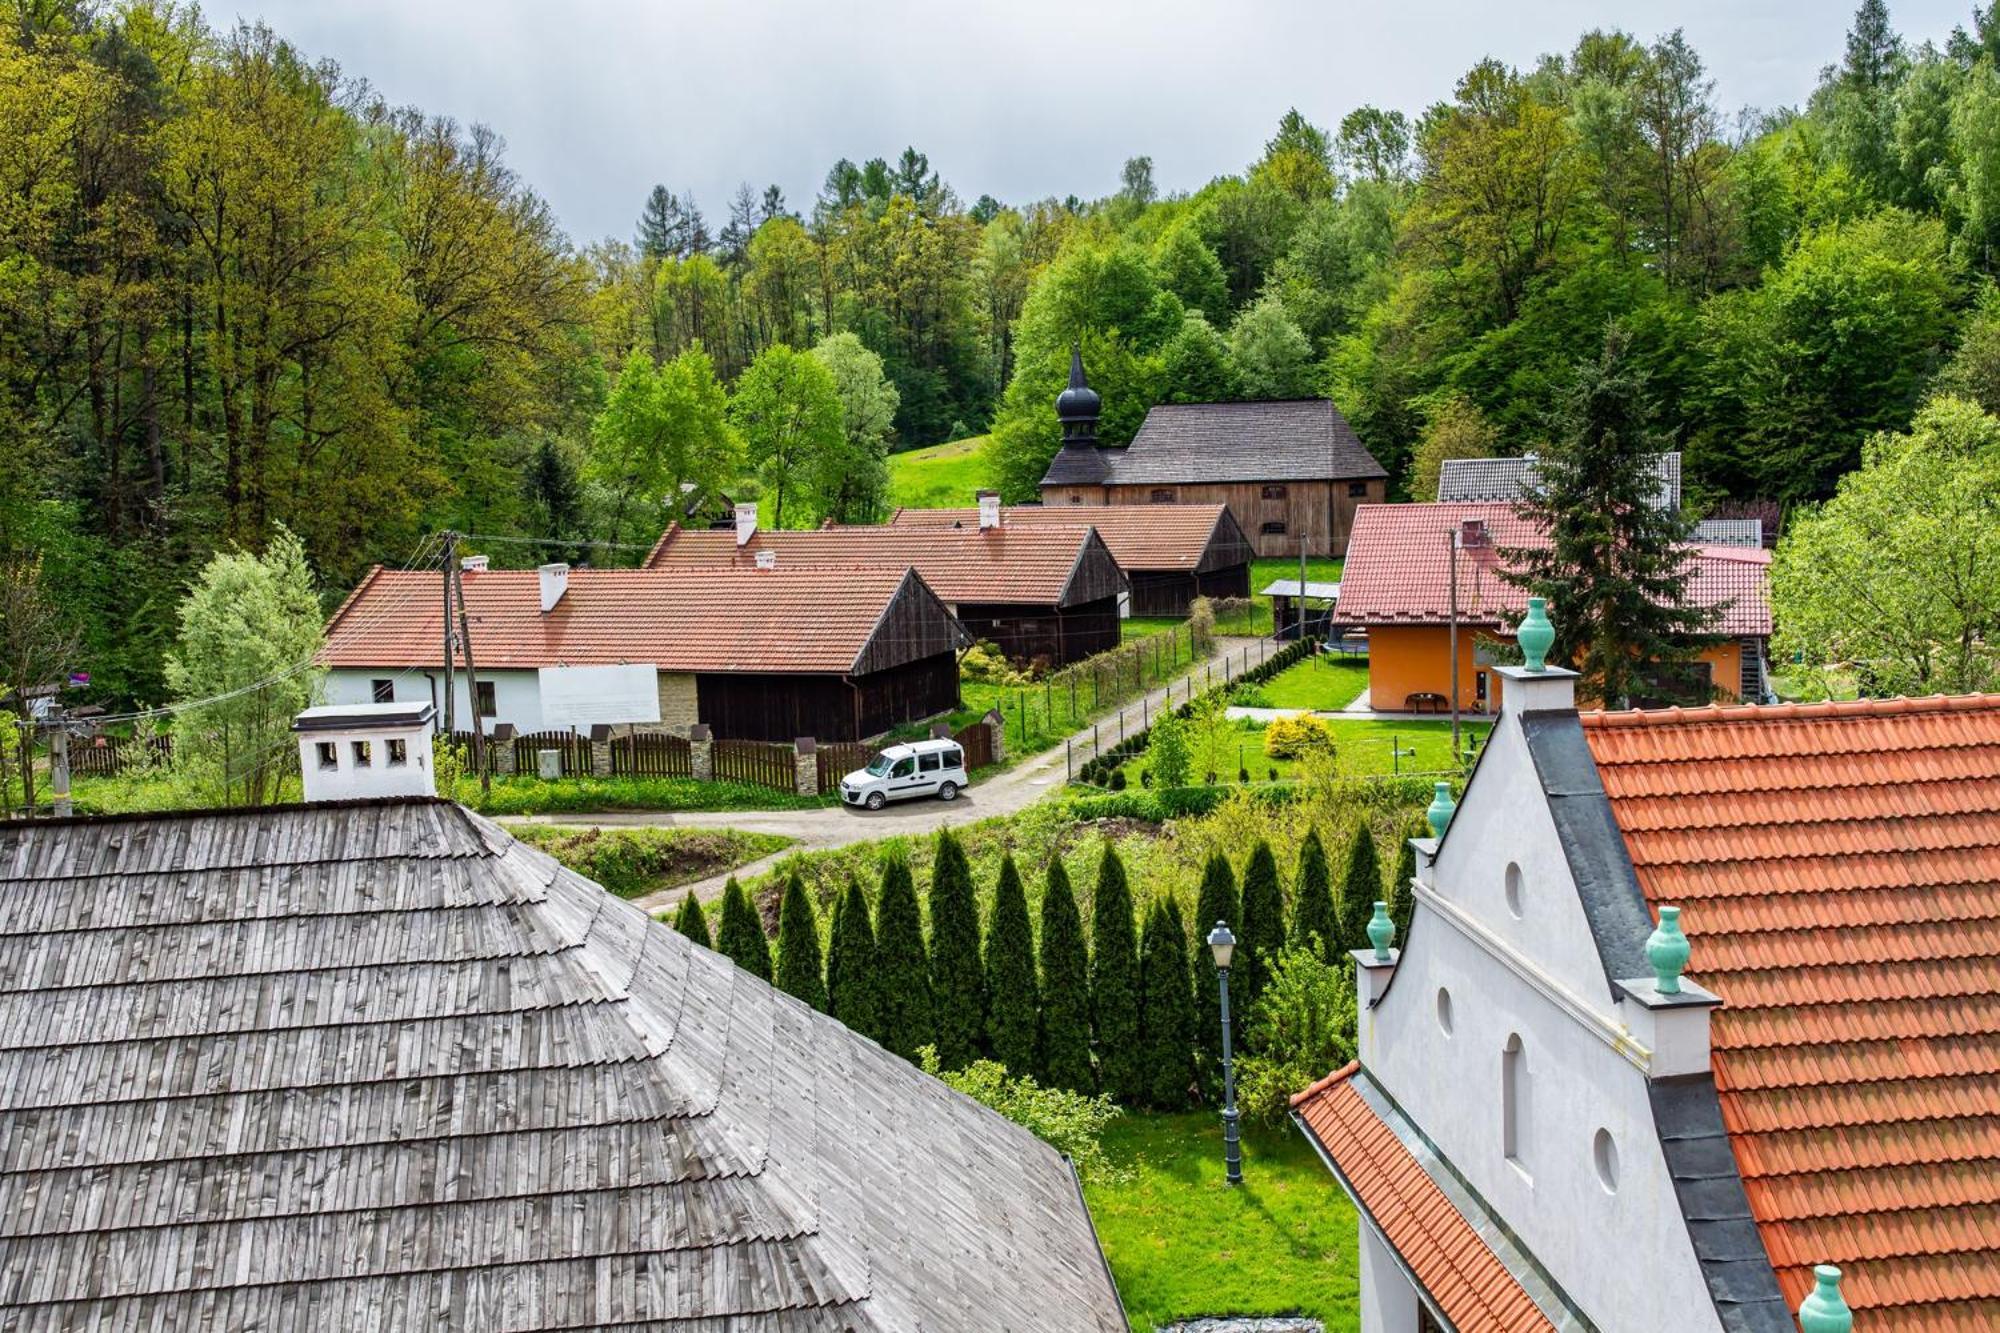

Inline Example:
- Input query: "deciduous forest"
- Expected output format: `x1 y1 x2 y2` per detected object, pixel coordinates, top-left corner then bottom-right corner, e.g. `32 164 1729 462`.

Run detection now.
5 0 2000 706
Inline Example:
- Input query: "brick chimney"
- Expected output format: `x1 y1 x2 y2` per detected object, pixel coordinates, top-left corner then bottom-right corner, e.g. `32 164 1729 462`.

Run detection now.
538 562 568 612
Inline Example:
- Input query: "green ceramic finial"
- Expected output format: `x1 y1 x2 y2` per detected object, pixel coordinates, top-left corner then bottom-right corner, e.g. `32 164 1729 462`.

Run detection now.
1517 597 1556 673
1646 906 1691 995
1426 782 1456 840
1366 901 1395 961
1797 1265 1852 1333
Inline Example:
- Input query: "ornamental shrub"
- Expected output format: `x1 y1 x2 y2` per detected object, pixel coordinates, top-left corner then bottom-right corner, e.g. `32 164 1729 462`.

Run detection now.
774 873 827 1011
1264 714 1336 759
1038 860 1095 1092
715 877 771 981
1137 900 1197 1109
1236 945 1358 1122
1192 852 1240 1083
874 856 934 1061
1147 711 1191 788
928 830 986 1069
1290 828 1338 961
672 893 711 949
826 877 882 1042
1237 840 1285 1029
1090 844 1144 1104
918 1049 1122 1182
1336 818 1385 955
985 855 1039 1076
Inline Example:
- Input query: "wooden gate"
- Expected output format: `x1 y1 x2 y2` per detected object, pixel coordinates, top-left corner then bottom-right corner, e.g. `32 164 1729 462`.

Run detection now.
511 730 590 776
713 738 795 790
612 732 692 778
815 741 874 794
953 721 994 770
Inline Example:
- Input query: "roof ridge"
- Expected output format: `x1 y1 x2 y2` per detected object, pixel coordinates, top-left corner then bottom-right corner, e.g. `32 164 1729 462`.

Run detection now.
1289 1058 1360 1107
1582 694 2000 729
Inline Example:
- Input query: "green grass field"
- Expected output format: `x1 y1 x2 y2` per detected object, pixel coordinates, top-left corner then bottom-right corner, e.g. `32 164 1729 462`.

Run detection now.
1238 655 1370 711
885 436 990 508
1118 715 1485 785
1121 616 1185 641
1086 1110 1358 1331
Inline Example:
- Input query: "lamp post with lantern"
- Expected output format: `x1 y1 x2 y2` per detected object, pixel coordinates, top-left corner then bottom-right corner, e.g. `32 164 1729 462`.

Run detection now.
1206 921 1243 1186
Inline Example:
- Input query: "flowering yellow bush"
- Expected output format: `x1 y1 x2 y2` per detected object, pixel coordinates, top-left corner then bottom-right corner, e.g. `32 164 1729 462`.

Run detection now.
1264 714 1336 760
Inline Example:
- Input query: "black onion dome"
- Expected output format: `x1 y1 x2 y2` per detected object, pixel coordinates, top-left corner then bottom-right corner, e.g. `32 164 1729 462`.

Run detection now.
1055 344 1101 425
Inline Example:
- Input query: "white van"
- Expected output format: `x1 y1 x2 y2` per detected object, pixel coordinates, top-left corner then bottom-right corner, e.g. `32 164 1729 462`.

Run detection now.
838 739 968 810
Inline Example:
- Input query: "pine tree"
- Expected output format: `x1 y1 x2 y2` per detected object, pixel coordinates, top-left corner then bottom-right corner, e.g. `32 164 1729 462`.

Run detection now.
671 893 711 949
715 878 771 982
1192 852 1240 1077
826 877 882 1041
984 855 1039 1076
1038 860 1095 1092
1390 816 1424 946
873 856 934 1062
1290 829 1338 960
774 874 827 1011
1237 841 1285 1024
1337 820 1385 956
927 831 986 1069
1090 844 1144 1103
1138 900 1197 1109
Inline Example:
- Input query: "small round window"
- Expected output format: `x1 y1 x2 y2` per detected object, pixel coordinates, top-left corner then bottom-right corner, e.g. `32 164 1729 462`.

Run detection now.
1593 1128 1619 1194
1504 862 1524 919
1436 987 1454 1036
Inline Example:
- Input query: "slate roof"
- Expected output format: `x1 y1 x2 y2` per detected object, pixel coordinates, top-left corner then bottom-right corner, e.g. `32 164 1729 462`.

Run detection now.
1291 1064 1577 1333
1335 503 1772 637
1437 453 1682 510
1042 399 1386 488
1691 518 1764 548
0 799 1129 1330
884 503 1253 575
320 565 963 675
644 523 1126 607
1583 696 2000 1332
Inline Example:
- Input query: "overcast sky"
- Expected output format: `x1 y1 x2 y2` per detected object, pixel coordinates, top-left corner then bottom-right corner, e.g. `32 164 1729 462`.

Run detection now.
237 1 1977 246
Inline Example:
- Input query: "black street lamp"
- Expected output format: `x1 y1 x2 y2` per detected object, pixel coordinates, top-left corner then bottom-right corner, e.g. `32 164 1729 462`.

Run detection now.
1206 920 1243 1186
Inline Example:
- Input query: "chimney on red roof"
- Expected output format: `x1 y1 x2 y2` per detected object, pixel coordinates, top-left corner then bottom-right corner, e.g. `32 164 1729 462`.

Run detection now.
538 563 568 613
460 555 489 573
754 548 777 571
977 490 1002 531
1459 518 1489 550
734 502 759 547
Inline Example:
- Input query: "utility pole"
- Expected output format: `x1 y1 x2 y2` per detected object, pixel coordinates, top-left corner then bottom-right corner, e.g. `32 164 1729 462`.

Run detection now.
441 530 458 736
47 706 70 817
1447 528 1461 760
448 539 490 799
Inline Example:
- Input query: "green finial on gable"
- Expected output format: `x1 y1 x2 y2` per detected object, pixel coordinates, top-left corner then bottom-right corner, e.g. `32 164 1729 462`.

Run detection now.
1517 596 1555 672
1426 782 1456 840
1366 901 1395 961
1797 1265 1852 1333
1646 905 1691 995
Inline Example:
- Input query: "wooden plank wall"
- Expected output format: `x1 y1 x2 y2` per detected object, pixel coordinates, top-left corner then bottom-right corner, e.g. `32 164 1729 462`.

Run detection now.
1101 479 1386 557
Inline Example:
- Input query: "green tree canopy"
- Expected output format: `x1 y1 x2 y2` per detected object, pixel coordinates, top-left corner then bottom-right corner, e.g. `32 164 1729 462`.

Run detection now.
1192 852 1241 1084
808 332 899 523
1228 296 1317 399
1236 840 1286 1025
731 343 845 528
1136 901 1196 1109
590 347 740 545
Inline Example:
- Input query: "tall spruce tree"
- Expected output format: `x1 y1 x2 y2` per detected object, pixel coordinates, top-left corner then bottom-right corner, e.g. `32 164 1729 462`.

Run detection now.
984 855 1040 1075
1503 326 1715 706
1038 861 1095 1092
672 893 712 949
928 831 986 1069
1290 829 1338 960
774 874 827 1011
826 877 882 1041
1138 900 1197 1109
873 857 934 1061
1090 844 1144 1103
1336 820 1385 956
1193 852 1241 1078
714 878 771 981
1237 841 1285 1024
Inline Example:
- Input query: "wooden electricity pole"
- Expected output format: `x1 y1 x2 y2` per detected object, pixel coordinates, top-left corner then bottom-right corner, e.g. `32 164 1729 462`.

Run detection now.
448 536 490 799
441 531 458 736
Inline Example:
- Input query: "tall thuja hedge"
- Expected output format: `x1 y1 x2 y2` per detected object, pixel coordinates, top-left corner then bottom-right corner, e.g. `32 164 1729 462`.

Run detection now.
672 894 712 949
1192 852 1240 1079
826 877 882 1041
774 873 827 1012
928 830 986 1069
1138 899 1197 1109
1038 860 1095 1092
874 857 934 1061
1237 840 1285 1024
984 855 1039 1076
1337 819 1384 956
1090 843 1144 1103
715 878 771 981
1290 829 1338 961
1390 816 1423 945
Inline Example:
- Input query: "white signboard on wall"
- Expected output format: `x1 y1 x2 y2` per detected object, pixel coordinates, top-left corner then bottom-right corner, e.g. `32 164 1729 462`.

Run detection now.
538 665 660 728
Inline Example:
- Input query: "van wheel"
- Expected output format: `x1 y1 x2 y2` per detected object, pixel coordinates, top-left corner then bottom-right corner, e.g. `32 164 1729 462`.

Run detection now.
937 781 958 802
865 791 886 811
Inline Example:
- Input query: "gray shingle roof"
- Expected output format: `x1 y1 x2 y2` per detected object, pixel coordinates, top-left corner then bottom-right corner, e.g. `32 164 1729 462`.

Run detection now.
1041 442 1114 487
0 799 1128 1331
1437 453 1683 510
1045 399 1385 487
1691 518 1763 548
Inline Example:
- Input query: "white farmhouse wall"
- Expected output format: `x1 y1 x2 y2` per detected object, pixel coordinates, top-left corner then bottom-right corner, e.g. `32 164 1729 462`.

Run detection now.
1358 1226 1420 1333
323 669 550 734
1362 697 1725 1333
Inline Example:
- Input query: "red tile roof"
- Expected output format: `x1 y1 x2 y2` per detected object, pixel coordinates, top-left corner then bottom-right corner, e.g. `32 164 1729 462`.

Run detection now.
318 565 945 674
1583 695 2000 1331
644 523 1114 605
1292 1064 1559 1333
1336 502 1771 637
883 504 1246 574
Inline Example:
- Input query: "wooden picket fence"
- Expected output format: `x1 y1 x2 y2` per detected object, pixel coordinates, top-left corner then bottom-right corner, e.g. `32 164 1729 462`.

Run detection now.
714 738 794 790
814 741 875 794
68 733 173 778
612 732 692 778
953 721 995 769
509 730 591 777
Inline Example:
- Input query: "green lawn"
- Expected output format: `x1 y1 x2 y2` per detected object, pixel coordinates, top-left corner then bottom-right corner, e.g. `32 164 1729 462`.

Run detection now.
1119 716 1485 785
1239 655 1370 711
1121 616 1185 642
1086 1110 1358 1331
1202 557 1344 636
886 435 991 508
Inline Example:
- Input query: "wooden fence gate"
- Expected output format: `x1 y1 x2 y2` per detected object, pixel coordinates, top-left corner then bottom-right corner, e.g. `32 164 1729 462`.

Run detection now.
713 738 795 790
953 721 994 770
510 730 591 776
814 742 874 794
611 732 692 778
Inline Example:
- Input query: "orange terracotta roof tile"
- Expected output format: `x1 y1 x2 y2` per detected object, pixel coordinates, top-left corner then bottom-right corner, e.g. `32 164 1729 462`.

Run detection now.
1583 694 2000 1331
884 503 1248 573
1292 1064 1563 1333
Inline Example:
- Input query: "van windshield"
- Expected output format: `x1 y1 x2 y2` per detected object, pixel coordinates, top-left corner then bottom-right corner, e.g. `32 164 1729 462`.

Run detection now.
865 755 894 777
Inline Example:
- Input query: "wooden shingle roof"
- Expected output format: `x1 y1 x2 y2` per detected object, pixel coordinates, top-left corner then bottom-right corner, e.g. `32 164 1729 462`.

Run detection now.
0 800 1128 1330
1068 399 1386 486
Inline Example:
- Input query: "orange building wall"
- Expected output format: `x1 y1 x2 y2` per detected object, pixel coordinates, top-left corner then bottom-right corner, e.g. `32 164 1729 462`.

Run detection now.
1367 625 1749 712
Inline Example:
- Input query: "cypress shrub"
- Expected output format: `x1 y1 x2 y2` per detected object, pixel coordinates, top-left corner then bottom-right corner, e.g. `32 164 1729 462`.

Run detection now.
714 877 771 981
1192 852 1240 1077
984 855 1039 1076
1290 829 1338 960
1237 840 1285 1025
1090 843 1144 1103
774 873 827 1012
1337 819 1384 956
1038 860 1095 1092
1138 899 1197 1109
671 893 711 949
927 830 986 1069
874 856 934 1061
826 877 882 1041
1390 816 1423 944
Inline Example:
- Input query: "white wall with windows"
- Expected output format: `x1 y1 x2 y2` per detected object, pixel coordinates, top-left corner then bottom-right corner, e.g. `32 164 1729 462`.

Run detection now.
295 709 436 803
324 668 548 734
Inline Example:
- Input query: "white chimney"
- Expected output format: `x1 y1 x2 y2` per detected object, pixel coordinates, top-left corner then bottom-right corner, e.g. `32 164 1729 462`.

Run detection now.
460 554 489 573
977 490 1002 530
754 548 778 570
538 562 569 612
734 502 759 547
293 702 437 803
